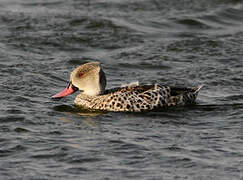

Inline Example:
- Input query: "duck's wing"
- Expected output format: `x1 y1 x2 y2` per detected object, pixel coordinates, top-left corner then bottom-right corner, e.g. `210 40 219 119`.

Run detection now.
99 85 171 112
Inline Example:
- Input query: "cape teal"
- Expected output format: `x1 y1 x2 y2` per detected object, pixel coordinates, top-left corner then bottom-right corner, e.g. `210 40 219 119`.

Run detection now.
52 61 203 112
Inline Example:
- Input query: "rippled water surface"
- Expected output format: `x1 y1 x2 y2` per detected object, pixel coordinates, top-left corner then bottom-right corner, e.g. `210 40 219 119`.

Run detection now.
1 0 243 179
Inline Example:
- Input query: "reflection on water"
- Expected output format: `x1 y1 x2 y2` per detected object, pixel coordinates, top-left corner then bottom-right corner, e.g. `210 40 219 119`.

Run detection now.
55 105 103 128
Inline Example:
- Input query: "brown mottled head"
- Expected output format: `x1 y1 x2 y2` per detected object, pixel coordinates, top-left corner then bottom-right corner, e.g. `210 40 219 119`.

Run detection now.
70 61 106 96
52 61 107 98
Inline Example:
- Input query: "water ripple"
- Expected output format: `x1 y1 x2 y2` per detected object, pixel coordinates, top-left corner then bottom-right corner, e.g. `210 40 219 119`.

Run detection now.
0 0 242 179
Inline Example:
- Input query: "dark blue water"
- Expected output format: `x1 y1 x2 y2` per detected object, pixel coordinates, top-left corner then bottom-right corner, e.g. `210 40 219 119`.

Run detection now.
1 0 243 179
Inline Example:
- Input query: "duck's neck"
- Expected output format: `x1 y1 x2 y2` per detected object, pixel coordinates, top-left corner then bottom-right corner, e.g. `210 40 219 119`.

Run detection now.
82 88 104 96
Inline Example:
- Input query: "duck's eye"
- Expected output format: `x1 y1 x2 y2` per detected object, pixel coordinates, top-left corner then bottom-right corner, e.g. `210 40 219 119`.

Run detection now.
78 72 83 77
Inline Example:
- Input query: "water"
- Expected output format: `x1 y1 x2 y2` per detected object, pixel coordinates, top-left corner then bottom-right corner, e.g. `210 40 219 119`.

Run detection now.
0 0 243 179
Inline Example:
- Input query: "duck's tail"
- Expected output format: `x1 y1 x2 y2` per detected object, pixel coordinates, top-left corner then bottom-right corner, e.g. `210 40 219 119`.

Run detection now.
194 85 204 93
183 84 204 105
170 84 204 96
168 85 204 106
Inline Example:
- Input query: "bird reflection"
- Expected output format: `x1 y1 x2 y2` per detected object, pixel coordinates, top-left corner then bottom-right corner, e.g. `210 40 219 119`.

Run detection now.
53 104 105 128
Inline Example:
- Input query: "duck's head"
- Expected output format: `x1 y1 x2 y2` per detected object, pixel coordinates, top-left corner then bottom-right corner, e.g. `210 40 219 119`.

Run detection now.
52 61 106 98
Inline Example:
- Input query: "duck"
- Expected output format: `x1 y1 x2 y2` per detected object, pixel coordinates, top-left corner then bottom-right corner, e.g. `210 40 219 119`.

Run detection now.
52 61 203 112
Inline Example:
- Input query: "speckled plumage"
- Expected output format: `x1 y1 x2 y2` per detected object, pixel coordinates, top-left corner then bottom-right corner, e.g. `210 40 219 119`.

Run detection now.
74 84 202 112
52 61 203 112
